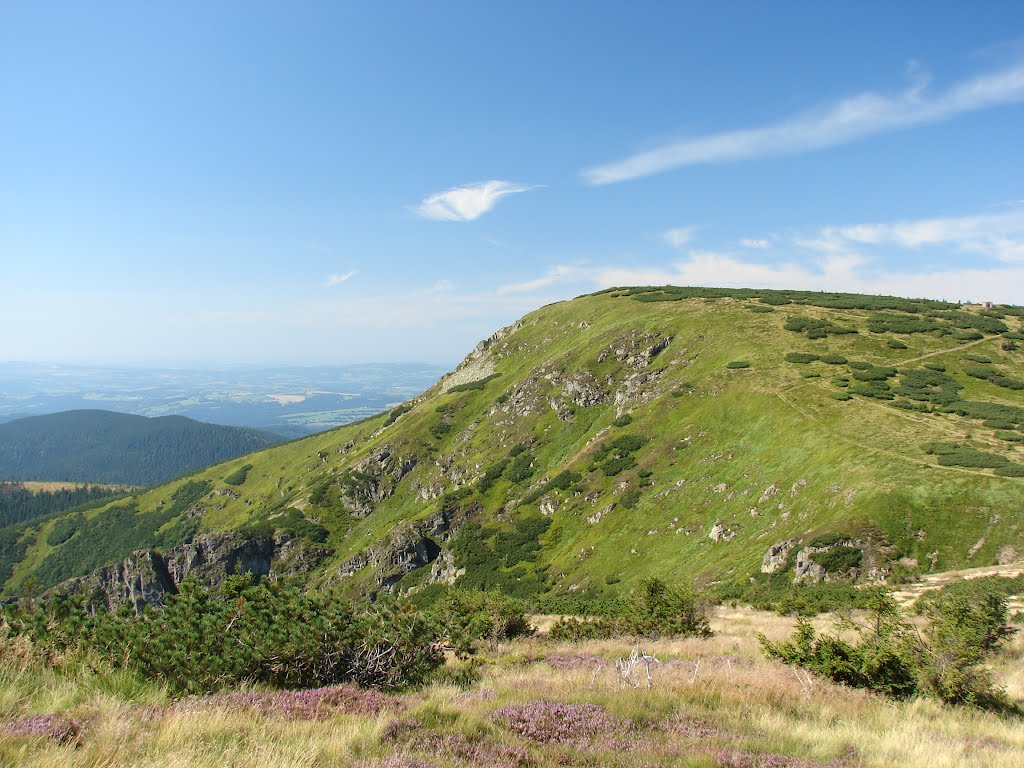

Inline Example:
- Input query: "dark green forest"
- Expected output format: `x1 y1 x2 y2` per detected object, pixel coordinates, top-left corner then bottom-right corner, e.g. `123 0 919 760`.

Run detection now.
0 410 283 486
0 482 121 529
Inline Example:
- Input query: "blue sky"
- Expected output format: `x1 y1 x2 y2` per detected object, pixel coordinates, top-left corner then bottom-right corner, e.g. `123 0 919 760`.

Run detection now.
2 1 1024 366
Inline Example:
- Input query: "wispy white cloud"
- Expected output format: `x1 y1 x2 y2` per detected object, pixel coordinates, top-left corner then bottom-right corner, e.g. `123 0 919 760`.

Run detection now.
414 180 536 221
807 207 1024 263
582 60 1024 184
497 265 585 295
432 279 456 292
662 226 697 248
501 253 1023 304
590 251 869 292
325 270 358 287
496 205 1024 304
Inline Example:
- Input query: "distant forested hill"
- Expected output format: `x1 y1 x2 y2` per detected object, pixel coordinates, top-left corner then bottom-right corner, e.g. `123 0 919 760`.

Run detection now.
0 410 284 485
0 482 124 530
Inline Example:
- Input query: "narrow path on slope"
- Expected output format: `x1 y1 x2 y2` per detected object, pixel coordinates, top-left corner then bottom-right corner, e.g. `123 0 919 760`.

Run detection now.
773 334 1018 474
772 386 994 478
891 562 1024 606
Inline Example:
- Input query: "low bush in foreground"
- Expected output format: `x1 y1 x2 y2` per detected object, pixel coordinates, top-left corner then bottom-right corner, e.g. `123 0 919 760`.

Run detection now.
717 576 873 616
761 585 1018 711
1 575 445 694
549 578 712 641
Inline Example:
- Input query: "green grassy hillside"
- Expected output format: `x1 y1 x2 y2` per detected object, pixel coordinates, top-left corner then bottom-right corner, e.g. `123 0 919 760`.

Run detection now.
4 289 1023 602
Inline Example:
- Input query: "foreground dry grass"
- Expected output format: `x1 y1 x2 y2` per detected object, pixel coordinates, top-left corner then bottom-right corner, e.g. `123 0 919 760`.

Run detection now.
2 607 1022 768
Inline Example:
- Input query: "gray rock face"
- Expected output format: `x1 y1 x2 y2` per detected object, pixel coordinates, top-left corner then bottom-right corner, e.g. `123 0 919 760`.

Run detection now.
340 445 418 517
558 372 608 408
426 549 464 586
52 532 277 613
599 332 673 369
793 551 828 583
761 539 796 573
494 376 543 422
708 522 736 542
793 539 863 583
614 371 664 416
438 320 521 392
337 507 460 592
274 536 331 578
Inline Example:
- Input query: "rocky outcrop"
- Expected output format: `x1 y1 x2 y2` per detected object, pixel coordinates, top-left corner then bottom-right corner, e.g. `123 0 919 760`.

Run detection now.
52 532 278 613
793 549 828 583
708 522 736 543
613 371 664 416
599 332 673 369
761 539 796 573
493 376 544 423
438 321 521 392
274 536 331 578
337 507 462 592
793 538 864 583
426 549 464 586
557 371 608 408
340 445 418 517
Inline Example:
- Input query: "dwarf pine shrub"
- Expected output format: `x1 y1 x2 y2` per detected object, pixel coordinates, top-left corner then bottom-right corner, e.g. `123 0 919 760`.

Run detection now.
1 576 445 694
760 585 1016 710
223 463 253 486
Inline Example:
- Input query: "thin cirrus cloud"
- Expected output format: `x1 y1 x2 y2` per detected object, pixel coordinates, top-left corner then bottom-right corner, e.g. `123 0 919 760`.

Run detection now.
499 253 1024 304
582 60 1024 184
662 226 697 248
324 270 358 287
414 180 536 221
495 206 1024 303
496 265 585 295
804 206 1024 263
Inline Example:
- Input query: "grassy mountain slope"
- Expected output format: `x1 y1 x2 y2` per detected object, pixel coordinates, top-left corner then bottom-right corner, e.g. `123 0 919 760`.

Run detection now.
4 290 1023 601
0 409 283 485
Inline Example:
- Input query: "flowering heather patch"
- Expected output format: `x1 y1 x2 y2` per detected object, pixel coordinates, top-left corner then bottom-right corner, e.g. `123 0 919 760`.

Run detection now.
490 700 626 748
185 683 401 720
543 653 605 670
382 718 532 767
712 753 839 768
3 714 82 745
366 755 444 768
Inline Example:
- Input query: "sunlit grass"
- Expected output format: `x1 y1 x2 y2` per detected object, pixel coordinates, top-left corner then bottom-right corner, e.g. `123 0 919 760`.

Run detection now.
3 606 1021 768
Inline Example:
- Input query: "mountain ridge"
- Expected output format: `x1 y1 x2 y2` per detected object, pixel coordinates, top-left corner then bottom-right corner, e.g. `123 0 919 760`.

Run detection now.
3 288 1023 604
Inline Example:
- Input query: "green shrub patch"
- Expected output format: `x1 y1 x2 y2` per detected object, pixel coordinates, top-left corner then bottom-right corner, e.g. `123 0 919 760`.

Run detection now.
963 365 1024 391
785 316 858 339
448 373 502 393
223 464 253 486
923 442 1013 469
785 352 820 364
866 313 942 334
852 366 897 382
891 368 963 405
